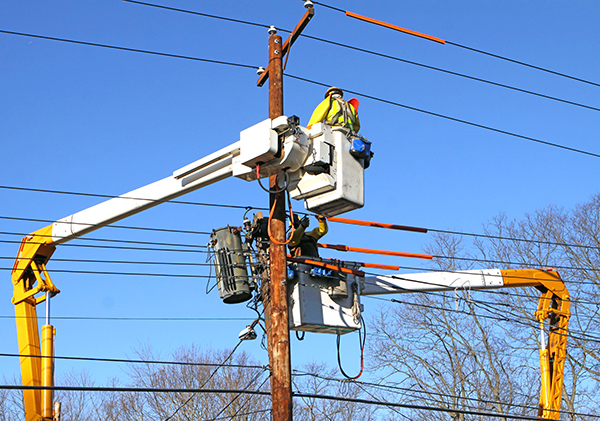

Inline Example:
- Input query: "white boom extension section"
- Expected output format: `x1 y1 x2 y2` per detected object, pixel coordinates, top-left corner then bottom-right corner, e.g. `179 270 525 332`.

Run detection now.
51 140 243 244
50 117 369 244
360 269 504 295
13 115 371 421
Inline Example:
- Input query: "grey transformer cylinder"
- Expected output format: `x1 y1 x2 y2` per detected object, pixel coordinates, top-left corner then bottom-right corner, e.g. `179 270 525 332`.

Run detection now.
211 226 253 304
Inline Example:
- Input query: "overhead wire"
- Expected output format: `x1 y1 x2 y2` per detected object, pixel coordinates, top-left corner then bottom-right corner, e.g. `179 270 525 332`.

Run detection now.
124 0 600 114
311 0 600 89
297 33 600 114
0 185 264 211
293 369 539 415
164 334 247 420
0 215 212 236
207 370 271 421
2 11 599 161
3 5 598 413
0 315 254 322
363 291 600 345
284 73 600 159
0 384 555 420
0 255 214 267
0 352 265 369
115 1 600 158
0 29 259 70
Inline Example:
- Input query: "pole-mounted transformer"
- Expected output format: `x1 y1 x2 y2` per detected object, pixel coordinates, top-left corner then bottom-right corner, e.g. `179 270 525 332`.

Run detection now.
210 226 254 304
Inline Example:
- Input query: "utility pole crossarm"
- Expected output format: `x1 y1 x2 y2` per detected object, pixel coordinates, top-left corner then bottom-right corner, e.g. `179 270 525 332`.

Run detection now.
257 6 314 87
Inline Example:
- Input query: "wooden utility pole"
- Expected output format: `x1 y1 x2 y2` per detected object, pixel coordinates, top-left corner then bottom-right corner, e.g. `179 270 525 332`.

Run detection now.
266 29 292 421
257 6 314 421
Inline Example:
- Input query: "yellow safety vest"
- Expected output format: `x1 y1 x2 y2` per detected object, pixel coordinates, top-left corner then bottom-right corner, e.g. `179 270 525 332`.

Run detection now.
325 97 358 131
307 97 360 133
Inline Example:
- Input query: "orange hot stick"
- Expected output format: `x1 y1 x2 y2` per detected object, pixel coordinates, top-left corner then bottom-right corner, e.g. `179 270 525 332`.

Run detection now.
287 256 365 277
318 243 433 260
345 11 446 44
287 255 400 272
359 262 401 271
327 216 428 233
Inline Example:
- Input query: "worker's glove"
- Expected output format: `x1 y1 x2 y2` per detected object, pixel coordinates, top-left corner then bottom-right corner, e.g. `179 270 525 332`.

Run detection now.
300 217 310 228
316 215 326 222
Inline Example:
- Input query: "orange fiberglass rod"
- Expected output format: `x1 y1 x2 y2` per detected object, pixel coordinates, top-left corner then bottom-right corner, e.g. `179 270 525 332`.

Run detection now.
287 255 401 272
287 256 366 277
327 216 428 234
318 243 433 260
345 11 446 44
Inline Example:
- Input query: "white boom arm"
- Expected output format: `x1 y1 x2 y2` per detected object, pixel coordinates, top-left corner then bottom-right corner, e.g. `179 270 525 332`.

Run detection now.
361 269 504 295
12 116 370 421
51 140 243 244
360 268 569 420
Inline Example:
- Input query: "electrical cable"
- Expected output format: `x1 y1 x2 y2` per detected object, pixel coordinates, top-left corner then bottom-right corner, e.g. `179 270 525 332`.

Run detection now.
284 73 600 159
0 315 255 322
0 185 264 211
0 239 212 254
298 33 600 114
311 0 600 89
363 292 600 345
163 324 250 421
122 0 272 30
207 370 270 421
124 0 600 114
291 390 552 421
0 230 206 249
336 314 366 380
0 29 259 70
0 215 212 236
3 25 597 161
0 266 213 278
292 369 549 416
0 255 214 267
0 352 265 369
202 408 271 421
0 384 560 420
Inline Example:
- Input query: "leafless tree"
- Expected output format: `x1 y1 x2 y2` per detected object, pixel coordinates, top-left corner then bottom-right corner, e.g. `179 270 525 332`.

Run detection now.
292 362 381 421
369 194 600 420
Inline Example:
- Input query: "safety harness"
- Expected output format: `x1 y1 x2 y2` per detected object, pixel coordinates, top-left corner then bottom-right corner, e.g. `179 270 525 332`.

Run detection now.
325 97 358 131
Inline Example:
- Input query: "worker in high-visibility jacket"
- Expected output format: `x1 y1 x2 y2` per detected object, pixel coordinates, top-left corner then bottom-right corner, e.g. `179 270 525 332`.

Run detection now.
307 87 360 133
289 214 328 258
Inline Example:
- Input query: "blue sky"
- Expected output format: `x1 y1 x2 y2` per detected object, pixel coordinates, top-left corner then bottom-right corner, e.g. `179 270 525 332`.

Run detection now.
1 0 600 387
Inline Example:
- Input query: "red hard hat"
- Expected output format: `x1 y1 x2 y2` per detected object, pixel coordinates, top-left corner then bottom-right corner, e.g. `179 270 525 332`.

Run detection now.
348 98 359 111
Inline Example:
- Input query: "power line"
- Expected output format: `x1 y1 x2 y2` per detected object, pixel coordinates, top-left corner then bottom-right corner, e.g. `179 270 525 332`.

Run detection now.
298 33 600 113
293 391 549 421
364 291 600 345
0 384 555 420
0 315 253 322
0 238 211 254
0 267 212 278
4 200 600 255
0 230 207 249
0 185 262 211
122 0 272 31
0 215 212 236
311 0 600 89
0 29 259 70
0 352 264 369
124 1 600 115
3 25 598 160
164 335 248 420
0 255 213 267
285 73 600 159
